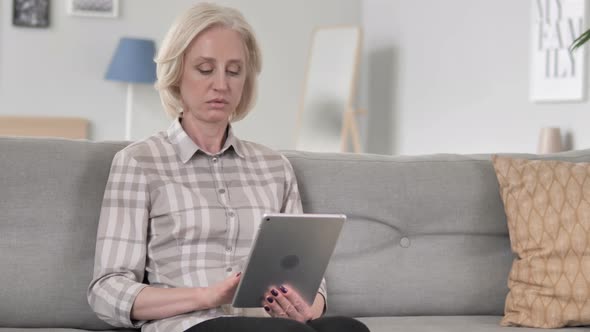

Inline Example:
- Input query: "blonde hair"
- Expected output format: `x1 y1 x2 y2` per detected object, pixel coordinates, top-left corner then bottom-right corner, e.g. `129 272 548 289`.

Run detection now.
155 3 262 121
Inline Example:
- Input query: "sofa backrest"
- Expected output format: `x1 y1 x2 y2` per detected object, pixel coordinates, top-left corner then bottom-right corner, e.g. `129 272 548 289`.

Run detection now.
284 149 590 317
0 137 125 329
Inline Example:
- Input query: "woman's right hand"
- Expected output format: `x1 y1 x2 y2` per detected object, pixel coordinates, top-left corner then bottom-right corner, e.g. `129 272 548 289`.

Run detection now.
203 272 241 308
130 273 242 321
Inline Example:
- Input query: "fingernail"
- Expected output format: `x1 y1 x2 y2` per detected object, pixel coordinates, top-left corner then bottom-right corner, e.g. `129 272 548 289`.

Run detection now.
236 272 241 277
266 296 274 303
271 289 279 296
264 305 271 312
280 286 288 294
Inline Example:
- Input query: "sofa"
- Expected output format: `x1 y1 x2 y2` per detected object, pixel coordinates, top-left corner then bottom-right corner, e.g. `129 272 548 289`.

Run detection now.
1 136 589 332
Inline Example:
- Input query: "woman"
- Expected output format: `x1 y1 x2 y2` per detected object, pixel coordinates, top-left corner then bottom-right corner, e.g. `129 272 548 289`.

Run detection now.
88 3 369 332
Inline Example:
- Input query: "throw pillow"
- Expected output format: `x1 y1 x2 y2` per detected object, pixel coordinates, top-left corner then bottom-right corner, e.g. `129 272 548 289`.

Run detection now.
492 155 590 328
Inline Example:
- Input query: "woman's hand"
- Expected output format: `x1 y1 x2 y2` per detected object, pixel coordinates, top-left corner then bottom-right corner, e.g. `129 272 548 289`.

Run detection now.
203 272 241 308
130 273 242 321
261 285 324 323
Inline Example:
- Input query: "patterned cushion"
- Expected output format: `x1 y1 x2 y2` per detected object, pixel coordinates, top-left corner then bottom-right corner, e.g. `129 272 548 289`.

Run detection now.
492 156 590 328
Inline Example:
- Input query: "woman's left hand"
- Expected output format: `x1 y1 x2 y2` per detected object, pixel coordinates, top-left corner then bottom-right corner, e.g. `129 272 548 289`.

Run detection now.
261 285 323 323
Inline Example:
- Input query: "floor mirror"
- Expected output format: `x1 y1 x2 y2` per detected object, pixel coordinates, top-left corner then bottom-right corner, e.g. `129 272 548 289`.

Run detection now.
295 25 363 153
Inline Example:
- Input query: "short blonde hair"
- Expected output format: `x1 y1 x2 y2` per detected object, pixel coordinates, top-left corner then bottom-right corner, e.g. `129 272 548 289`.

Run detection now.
155 3 262 121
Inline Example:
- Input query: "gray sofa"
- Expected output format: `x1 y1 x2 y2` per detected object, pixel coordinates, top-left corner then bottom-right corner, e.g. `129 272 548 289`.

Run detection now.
1 137 589 332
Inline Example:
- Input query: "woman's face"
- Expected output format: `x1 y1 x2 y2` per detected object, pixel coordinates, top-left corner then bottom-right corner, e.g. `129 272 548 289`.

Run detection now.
179 26 247 125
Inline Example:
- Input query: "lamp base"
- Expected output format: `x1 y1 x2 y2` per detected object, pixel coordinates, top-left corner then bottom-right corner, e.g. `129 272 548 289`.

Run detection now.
125 84 134 140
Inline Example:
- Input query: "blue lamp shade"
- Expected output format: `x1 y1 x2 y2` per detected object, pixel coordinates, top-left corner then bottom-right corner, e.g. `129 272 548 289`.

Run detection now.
105 37 157 84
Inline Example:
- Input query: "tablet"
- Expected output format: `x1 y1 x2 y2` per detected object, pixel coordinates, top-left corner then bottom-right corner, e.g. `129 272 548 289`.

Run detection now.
232 213 346 308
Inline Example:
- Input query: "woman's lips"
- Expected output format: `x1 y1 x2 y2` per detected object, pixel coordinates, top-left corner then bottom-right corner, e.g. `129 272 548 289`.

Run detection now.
208 102 227 109
207 100 228 109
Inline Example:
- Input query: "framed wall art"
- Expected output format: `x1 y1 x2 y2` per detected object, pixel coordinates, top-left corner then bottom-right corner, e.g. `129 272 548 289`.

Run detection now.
67 0 118 18
13 0 50 28
530 0 586 102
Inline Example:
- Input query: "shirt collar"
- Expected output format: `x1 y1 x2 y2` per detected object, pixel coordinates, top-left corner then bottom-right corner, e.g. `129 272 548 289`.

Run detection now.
166 117 245 164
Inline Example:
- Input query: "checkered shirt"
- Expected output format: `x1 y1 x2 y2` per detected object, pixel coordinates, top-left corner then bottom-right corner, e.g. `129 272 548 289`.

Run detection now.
87 118 327 332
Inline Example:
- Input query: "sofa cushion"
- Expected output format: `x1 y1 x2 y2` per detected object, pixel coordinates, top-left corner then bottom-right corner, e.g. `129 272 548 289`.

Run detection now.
284 151 514 317
492 156 590 328
284 149 590 318
0 137 126 329
356 316 590 332
2 316 589 332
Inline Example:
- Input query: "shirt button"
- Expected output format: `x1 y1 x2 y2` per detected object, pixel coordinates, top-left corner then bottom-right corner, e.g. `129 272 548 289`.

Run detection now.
400 237 411 248
226 246 233 252
212 157 218 163
218 188 226 194
228 211 235 217
226 267 233 272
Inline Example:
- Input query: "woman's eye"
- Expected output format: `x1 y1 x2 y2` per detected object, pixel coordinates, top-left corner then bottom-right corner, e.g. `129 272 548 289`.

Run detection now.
227 70 240 76
198 68 213 75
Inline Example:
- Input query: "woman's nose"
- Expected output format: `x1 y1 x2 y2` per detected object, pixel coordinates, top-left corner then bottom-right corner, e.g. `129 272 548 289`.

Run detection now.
213 72 228 91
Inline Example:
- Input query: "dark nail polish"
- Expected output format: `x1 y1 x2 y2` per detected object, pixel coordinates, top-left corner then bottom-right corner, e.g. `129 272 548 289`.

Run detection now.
271 289 279 296
280 286 288 294
264 305 271 312
266 296 274 303
236 272 241 277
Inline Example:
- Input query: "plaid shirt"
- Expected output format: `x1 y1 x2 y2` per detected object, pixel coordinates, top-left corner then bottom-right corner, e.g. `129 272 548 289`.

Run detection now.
87 118 327 332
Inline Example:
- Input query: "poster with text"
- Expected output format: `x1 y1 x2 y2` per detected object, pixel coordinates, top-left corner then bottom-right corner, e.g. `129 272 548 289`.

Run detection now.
530 0 586 102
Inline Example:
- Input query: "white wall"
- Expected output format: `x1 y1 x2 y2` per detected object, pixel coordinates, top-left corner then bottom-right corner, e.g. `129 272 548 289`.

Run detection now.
0 0 360 148
7 0 584 156
362 0 590 155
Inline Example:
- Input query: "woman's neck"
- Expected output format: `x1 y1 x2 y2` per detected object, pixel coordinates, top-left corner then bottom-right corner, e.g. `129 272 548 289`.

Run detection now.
181 113 228 155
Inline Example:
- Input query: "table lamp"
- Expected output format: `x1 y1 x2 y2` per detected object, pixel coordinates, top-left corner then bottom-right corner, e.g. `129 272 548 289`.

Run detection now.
105 37 157 140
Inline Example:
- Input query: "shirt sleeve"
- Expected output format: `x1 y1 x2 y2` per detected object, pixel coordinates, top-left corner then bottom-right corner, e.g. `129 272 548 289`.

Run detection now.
280 155 328 313
87 150 150 328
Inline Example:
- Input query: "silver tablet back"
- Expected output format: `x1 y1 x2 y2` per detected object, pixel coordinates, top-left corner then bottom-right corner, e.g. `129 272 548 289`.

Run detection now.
232 213 345 308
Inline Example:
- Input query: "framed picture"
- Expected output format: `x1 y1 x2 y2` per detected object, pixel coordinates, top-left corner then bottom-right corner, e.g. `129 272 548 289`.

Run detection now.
67 0 118 18
13 0 50 28
530 0 586 102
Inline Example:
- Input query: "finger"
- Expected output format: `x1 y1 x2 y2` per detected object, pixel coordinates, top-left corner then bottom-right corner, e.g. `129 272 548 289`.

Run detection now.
278 285 313 321
262 292 288 318
270 288 305 322
224 273 241 288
